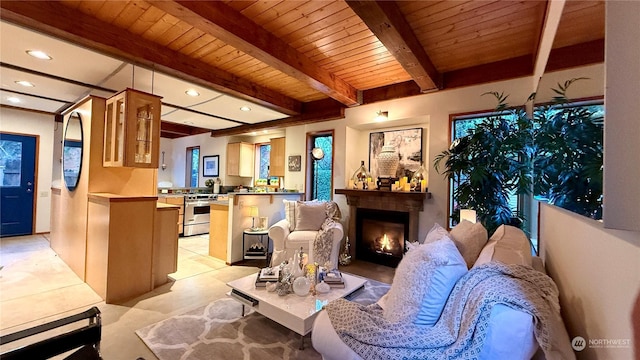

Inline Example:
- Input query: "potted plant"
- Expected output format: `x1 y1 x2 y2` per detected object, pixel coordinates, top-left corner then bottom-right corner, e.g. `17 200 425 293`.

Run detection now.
435 78 604 235
434 92 533 235
532 79 604 219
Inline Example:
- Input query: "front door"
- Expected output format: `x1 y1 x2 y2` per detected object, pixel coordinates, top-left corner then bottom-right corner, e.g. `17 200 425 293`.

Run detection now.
0 133 36 237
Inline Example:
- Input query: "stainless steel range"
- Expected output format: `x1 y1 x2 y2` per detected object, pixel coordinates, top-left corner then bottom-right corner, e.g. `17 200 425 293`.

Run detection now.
183 194 217 236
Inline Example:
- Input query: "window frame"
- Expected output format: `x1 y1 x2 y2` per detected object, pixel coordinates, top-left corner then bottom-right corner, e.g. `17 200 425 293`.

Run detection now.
306 130 334 201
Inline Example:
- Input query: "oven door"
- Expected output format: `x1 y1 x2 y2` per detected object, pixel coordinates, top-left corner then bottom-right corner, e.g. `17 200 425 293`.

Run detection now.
184 201 211 236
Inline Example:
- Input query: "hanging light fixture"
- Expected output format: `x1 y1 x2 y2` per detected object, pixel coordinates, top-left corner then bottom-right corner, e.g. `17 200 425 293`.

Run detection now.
375 111 389 122
161 151 167 171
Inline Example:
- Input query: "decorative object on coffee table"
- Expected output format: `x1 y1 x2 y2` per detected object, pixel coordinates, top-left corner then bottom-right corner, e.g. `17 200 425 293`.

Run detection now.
339 236 352 266
293 276 311 296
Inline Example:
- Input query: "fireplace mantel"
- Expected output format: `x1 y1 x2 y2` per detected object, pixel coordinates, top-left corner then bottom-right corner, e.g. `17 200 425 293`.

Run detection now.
335 189 432 260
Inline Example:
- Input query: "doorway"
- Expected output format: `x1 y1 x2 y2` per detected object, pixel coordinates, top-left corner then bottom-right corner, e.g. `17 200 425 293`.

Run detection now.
0 132 37 237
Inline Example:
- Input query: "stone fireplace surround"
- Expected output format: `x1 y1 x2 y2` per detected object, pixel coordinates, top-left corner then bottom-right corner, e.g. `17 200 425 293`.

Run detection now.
335 189 431 263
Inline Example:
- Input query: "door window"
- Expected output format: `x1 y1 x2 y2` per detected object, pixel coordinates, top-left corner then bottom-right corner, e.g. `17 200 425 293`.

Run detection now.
0 140 22 186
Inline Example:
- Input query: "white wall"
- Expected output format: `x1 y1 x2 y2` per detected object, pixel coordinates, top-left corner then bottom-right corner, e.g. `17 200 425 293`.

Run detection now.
539 204 639 359
0 108 55 233
603 1 640 231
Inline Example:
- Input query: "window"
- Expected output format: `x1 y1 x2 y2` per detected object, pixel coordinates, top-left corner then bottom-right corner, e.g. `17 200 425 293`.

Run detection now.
446 99 604 248
0 140 22 186
307 132 333 201
256 143 271 179
186 146 199 187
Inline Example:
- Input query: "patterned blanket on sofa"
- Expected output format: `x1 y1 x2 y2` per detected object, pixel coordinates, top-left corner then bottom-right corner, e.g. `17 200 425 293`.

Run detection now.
312 201 341 266
325 263 575 360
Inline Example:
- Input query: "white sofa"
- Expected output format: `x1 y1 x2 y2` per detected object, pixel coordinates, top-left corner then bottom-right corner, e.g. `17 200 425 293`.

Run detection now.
268 200 343 267
312 223 564 360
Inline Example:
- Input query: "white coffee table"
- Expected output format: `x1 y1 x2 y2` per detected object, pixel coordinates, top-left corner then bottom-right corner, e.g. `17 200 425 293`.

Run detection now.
227 272 367 349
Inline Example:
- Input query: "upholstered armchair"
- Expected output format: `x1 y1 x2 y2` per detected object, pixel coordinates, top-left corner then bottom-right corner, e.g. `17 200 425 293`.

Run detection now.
268 200 344 268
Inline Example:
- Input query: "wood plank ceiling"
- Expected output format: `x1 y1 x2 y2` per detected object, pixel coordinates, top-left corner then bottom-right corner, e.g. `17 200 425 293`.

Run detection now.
0 0 604 138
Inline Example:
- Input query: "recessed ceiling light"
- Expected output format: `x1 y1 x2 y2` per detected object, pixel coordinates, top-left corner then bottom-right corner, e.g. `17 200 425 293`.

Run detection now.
26 50 52 60
185 89 200 97
240 106 251 112
15 80 35 87
183 121 194 125
262 130 268 134
7 97 21 104
251 131 257 136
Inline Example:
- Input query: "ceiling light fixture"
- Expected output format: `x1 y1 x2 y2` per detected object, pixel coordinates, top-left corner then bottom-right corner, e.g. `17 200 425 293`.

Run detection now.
240 106 251 112
15 80 35 87
183 121 194 125
375 110 389 122
7 97 21 104
26 50 52 60
185 89 200 97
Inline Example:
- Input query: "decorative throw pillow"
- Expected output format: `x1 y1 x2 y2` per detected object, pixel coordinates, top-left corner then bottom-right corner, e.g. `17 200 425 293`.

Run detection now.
422 223 451 244
283 200 297 231
473 225 533 268
449 220 488 268
294 201 327 231
383 235 467 326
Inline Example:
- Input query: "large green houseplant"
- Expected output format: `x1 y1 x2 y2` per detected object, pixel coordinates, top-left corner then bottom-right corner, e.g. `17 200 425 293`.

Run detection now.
434 92 533 235
435 79 604 235
532 79 604 219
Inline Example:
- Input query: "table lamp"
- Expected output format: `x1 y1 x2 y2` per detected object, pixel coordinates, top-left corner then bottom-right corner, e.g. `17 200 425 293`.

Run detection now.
460 209 477 224
249 206 259 230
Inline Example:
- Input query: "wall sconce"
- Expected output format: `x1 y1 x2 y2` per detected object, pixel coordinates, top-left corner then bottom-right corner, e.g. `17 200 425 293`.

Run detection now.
161 151 167 171
375 110 388 122
460 209 477 224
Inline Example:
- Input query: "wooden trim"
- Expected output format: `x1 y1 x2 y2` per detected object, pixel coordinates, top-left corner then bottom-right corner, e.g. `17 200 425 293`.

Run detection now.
32 134 39 235
0 1 301 116
209 101 345 137
545 39 604 72
150 1 359 106
0 104 57 116
346 0 441 91
160 122 210 137
443 55 534 89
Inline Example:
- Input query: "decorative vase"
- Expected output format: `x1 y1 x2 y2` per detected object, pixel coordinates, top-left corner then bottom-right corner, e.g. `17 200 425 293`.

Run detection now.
316 281 330 294
351 160 371 190
410 162 428 191
377 145 399 178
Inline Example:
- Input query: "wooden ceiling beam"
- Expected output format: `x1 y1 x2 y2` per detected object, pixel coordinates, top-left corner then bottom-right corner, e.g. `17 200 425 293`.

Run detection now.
346 0 441 92
161 121 210 138
210 99 345 137
532 0 566 95
150 1 360 107
0 0 301 116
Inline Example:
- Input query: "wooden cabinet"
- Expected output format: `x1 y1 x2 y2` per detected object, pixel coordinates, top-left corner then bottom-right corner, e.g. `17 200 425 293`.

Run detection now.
269 137 286 177
86 194 156 303
158 196 184 235
103 88 162 168
209 203 229 262
154 203 179 287
227 142 254 177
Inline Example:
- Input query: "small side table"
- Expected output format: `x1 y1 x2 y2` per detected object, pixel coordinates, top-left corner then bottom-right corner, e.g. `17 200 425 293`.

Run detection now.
242 229 271 266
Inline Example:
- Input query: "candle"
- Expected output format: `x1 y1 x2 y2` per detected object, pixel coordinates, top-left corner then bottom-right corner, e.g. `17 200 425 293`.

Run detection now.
368 181 376 190
394 181 400 191
403 183 411 192
348 179 355 189
421 179 427 192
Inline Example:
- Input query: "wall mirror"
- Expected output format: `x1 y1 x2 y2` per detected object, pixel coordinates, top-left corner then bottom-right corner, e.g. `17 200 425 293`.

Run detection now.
63 111 83 191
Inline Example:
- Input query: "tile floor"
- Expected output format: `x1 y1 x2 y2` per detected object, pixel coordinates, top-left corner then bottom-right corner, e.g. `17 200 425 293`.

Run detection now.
0 234 394 359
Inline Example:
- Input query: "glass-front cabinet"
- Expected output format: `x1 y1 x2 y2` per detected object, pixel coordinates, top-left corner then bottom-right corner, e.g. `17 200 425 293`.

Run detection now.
103 88 162 168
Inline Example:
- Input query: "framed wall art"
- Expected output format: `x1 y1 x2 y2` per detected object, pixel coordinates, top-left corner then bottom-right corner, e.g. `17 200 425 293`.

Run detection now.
369 127 423 178
288 155 302 171
203 155 219 177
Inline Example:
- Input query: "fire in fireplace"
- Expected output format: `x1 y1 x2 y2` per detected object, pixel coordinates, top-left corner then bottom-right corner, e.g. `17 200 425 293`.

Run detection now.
356 209 409 267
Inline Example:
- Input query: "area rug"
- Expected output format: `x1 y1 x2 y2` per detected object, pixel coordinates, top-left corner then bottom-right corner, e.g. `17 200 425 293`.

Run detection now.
136 277 389 360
